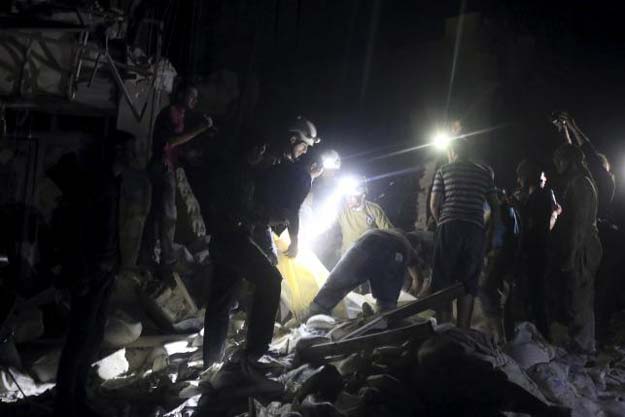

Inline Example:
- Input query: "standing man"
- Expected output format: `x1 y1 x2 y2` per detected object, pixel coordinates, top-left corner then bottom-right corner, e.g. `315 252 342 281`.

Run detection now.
254 116 321 259
142 82 213 279
203 117 320 389
430 138 499 329
51 131 133 417
551 144 602 354
514 160 559 338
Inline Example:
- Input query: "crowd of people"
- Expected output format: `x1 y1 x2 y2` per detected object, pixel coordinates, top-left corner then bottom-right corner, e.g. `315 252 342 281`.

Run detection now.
1 82 617 417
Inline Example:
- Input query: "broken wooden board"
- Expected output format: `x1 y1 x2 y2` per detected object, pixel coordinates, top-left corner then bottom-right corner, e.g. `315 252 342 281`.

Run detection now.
299 321 435 363
339 282 464 341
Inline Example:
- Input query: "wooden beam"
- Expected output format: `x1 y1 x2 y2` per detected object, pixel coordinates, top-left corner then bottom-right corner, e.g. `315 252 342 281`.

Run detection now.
339 282 464 341
299 321 434 363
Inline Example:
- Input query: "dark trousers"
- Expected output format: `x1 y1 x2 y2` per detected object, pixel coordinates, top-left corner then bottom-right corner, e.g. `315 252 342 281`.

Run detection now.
432 221 485 296
143 163 177 266
563 235 602 354
55 272 114 417
525 250 549 338
203 228 282 366
314 245 405 312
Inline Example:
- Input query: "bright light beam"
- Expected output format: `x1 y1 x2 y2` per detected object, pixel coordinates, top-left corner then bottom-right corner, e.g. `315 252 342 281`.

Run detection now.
365 124 507 163
432 131 452 151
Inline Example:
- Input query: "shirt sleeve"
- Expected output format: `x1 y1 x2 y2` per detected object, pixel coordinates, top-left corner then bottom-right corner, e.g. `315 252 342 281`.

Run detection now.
371 203 394 230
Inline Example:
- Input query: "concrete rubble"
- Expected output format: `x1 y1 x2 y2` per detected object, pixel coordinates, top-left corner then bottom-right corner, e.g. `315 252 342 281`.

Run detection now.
3 278 625 417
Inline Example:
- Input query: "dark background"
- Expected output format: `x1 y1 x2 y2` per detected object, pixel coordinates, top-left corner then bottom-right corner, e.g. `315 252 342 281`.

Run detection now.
157 0 625 224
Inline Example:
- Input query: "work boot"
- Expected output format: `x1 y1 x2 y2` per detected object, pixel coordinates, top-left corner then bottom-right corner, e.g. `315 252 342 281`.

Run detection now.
210 354 284 395
298 302 330 324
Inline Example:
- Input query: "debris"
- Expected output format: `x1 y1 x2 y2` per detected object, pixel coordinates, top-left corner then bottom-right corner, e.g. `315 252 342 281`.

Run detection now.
95 348 130 380
31 350 61 383
103 311 143 348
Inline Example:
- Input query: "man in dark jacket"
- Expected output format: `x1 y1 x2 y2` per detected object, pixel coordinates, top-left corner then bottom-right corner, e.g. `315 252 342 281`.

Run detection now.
514 160 560 338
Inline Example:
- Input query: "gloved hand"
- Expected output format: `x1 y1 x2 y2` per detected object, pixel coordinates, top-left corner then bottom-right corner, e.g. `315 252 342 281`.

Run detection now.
284 240 298 258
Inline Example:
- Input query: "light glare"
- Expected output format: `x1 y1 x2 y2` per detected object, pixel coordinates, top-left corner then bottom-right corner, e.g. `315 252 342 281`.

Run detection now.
432 132 451 151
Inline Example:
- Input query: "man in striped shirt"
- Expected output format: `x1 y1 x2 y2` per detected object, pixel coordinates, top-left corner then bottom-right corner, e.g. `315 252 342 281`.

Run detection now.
430 138 500 328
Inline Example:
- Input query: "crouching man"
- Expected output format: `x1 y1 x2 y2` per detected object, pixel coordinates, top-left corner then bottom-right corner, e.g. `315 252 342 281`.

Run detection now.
302 229 420 319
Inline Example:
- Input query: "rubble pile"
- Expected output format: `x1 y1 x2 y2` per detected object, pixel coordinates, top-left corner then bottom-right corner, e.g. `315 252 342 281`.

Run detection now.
4 280 625 417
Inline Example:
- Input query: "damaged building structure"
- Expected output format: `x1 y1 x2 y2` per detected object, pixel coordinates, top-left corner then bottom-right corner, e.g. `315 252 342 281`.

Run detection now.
1 1 625 417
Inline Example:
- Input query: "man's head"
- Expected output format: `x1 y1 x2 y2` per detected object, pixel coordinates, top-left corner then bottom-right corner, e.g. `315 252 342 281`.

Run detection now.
345 180 367 209
553 144 585 175
287 116 320 160
516 159 543 189
447 137 469 162
174 82 199 110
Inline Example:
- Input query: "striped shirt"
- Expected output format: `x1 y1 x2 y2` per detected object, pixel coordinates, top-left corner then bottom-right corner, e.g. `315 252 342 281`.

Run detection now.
432 160 496 228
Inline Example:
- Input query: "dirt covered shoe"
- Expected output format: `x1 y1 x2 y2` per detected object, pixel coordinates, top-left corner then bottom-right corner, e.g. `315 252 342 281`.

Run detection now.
210 356 284 396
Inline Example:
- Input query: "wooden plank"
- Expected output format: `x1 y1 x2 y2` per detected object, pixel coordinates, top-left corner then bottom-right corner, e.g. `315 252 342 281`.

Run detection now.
299 321 435 363
339 282 464 341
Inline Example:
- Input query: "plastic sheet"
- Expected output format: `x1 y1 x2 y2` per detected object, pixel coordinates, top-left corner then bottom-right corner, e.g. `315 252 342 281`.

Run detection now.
273 232 348 321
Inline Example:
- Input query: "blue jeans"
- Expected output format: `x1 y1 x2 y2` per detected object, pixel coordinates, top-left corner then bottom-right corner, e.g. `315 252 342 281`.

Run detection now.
313 244 406 312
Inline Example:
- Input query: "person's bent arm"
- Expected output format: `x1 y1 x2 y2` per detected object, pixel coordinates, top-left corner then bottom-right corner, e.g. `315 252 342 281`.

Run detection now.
486 192 501 246
167 120 212 148
430 191 442 224
284 210 300 257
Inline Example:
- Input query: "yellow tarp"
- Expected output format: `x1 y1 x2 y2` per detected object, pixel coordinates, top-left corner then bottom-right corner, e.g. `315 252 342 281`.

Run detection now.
273 231 347 320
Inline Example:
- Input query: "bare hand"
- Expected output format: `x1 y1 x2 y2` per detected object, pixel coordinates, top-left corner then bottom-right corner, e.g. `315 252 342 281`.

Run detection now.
202 115 213 130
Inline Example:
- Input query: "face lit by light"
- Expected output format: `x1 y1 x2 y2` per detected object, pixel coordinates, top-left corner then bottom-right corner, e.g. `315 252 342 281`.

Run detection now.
432 132 451 151
338 176 360 195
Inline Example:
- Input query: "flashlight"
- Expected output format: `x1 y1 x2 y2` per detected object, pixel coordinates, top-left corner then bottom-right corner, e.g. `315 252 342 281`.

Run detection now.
432 131 452 151
338 175 361 195
322 150 341 170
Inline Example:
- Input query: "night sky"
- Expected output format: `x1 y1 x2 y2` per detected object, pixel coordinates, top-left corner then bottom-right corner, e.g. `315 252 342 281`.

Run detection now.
166 0 625 222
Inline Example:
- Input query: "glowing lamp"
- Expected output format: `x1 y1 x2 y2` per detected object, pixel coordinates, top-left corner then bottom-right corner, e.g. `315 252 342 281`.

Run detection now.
322 154 341 170
432 131 452 151
338 175 361 196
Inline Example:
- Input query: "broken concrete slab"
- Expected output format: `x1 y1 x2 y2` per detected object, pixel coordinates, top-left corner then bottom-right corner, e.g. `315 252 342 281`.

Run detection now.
103 311 143 348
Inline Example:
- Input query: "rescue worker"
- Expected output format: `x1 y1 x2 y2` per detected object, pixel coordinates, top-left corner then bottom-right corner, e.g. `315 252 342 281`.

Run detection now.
51 131 133 417
203 118 320 390
335 178 394 256
253 116 322 261
302 229 420 319
551 144 602 355
430 138 500 329
142 82 213 279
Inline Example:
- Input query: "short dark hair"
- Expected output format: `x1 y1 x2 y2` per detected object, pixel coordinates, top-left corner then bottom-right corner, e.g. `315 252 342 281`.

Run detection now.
173 80 197 102
450 137 469 158
516 159 542 184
